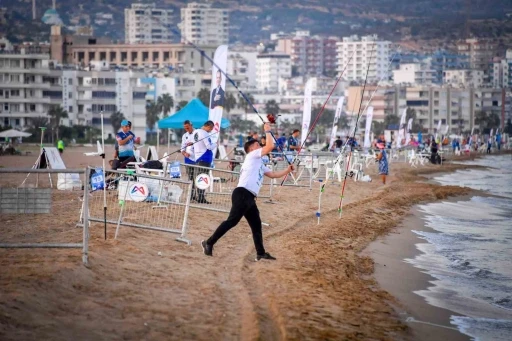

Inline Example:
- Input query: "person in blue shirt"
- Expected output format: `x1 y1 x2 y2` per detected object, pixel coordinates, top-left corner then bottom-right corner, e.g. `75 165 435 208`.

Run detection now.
116 120 135 163
287 129 300 152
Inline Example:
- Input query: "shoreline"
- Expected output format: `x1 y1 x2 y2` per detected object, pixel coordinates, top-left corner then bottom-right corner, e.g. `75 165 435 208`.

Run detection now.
363 154 511 341
364 203 472 341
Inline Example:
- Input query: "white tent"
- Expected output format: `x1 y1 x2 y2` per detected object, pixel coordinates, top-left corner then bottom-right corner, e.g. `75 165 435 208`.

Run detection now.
0 129 32 138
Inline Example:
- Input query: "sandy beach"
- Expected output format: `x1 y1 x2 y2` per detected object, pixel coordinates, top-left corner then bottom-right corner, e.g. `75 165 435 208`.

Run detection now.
0 145 493 340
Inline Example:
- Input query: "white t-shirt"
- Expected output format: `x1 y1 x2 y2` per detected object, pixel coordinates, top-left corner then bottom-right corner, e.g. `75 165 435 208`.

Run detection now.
238 149 271 196
181 130 196 163
193 128 216 163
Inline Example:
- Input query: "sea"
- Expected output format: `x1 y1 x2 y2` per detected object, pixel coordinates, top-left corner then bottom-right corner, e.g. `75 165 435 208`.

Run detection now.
406 155 512 341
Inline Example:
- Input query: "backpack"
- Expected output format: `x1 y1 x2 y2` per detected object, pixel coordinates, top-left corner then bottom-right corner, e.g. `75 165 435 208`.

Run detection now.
142 160 163 170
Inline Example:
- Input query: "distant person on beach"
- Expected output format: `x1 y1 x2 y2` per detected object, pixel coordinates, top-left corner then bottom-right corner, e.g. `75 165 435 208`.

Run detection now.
487 137 492 154
114 120 133 159
116 120 136 163
201 123 295 261
376 141 388 184
181 120 197 201
57 139 64 154
496 133 502 151
287 129 300 152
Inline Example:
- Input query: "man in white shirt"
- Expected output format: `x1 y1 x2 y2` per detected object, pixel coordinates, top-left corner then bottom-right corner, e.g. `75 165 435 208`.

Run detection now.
193 120 217 204
202 122 294 261
181 120 197 200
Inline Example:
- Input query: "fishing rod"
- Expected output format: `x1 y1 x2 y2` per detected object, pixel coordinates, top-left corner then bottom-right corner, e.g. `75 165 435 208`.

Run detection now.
279 48 357 186
152 18 293 167
150 129 221 163
336 46 403 218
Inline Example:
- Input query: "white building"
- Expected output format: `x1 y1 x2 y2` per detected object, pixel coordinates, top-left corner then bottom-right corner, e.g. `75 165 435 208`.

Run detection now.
0 51 61 130
444 69 484 88
491 49 512 88
125 3 174 44
227 50 258 89
336 34 391 82
0 50 148 140
256 53 291 93
393 63 436 85
179 2 229 46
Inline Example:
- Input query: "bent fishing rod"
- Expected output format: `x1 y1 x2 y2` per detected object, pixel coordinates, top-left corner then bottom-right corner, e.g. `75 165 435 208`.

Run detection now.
279 48 357 186
153 19 293 167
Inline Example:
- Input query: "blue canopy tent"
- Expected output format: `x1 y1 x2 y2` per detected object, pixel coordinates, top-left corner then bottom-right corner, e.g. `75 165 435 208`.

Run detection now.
158 98 230 129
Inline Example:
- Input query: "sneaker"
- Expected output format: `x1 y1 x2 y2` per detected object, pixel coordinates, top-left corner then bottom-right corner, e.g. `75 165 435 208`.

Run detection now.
201 240 213 256
255 252 276 261
197 199 211 204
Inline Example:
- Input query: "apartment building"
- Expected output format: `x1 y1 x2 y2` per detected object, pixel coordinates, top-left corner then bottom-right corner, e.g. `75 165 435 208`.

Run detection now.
179 2 229 46
227 50 258 89
0 50 62 130
0 50 148 138
336 35 391 82
346 85 510 133
457 38 498 71
256 52 291 93
491 49 512 88
393 63 436 85
124 3 174 44
276 31 339 76
444 69 485 88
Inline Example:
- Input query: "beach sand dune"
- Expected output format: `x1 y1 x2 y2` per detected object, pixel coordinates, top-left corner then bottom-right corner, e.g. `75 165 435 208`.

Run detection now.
0 147 476 340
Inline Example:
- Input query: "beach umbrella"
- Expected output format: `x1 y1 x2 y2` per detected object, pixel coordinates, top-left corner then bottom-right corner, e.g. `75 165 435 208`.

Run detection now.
0 129 32 138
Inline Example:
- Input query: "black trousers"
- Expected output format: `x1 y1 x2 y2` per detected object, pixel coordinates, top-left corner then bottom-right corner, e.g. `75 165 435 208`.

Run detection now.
194 161 210 202
186 164 198 200
207 187 265 255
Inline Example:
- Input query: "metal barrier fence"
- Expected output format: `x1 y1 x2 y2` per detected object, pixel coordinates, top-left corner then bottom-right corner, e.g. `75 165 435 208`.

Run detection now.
0 168 89 265
82 168 192 244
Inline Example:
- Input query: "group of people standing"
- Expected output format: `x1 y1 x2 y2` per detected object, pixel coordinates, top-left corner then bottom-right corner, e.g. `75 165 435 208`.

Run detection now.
180 120 216 204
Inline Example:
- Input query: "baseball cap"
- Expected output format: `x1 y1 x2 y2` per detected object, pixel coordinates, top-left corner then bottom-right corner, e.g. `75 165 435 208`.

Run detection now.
121 119 129 126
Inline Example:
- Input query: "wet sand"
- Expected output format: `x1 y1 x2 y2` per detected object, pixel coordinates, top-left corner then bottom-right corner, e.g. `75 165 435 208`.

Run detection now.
0 145 487 340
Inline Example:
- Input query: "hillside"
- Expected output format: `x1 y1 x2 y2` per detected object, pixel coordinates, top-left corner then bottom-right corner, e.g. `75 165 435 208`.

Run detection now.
1 0 512 50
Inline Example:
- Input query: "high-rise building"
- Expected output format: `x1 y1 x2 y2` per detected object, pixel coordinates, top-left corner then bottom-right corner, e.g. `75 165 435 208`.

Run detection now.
276 31 338 76
179 2 229 46
490 49 512 88
457 38 498 71
125 3 174 44
256 52 291 93
336 35 391 82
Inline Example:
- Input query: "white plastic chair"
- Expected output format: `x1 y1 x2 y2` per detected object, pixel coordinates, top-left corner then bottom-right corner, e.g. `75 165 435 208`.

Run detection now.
325 160 342 182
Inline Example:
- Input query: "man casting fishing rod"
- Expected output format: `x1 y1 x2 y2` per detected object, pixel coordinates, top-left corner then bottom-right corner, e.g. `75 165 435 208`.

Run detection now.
202 122 295 261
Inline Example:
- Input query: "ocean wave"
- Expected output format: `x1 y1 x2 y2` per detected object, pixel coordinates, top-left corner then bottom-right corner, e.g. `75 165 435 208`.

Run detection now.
450 316 512 341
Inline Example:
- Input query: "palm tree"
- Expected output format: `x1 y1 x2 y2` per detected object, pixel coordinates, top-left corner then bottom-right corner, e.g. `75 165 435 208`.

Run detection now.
265 100 280 116
146 102 160 135
48 105 68 142
157 93 174 117
224 92 237 114
237 93 255 113
27 116 49 143
110 111 125 134
176 100 189 111
197 88 211 107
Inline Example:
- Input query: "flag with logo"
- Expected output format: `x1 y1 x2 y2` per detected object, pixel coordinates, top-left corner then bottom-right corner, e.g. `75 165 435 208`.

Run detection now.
301 79 313 147
208 45 229 160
